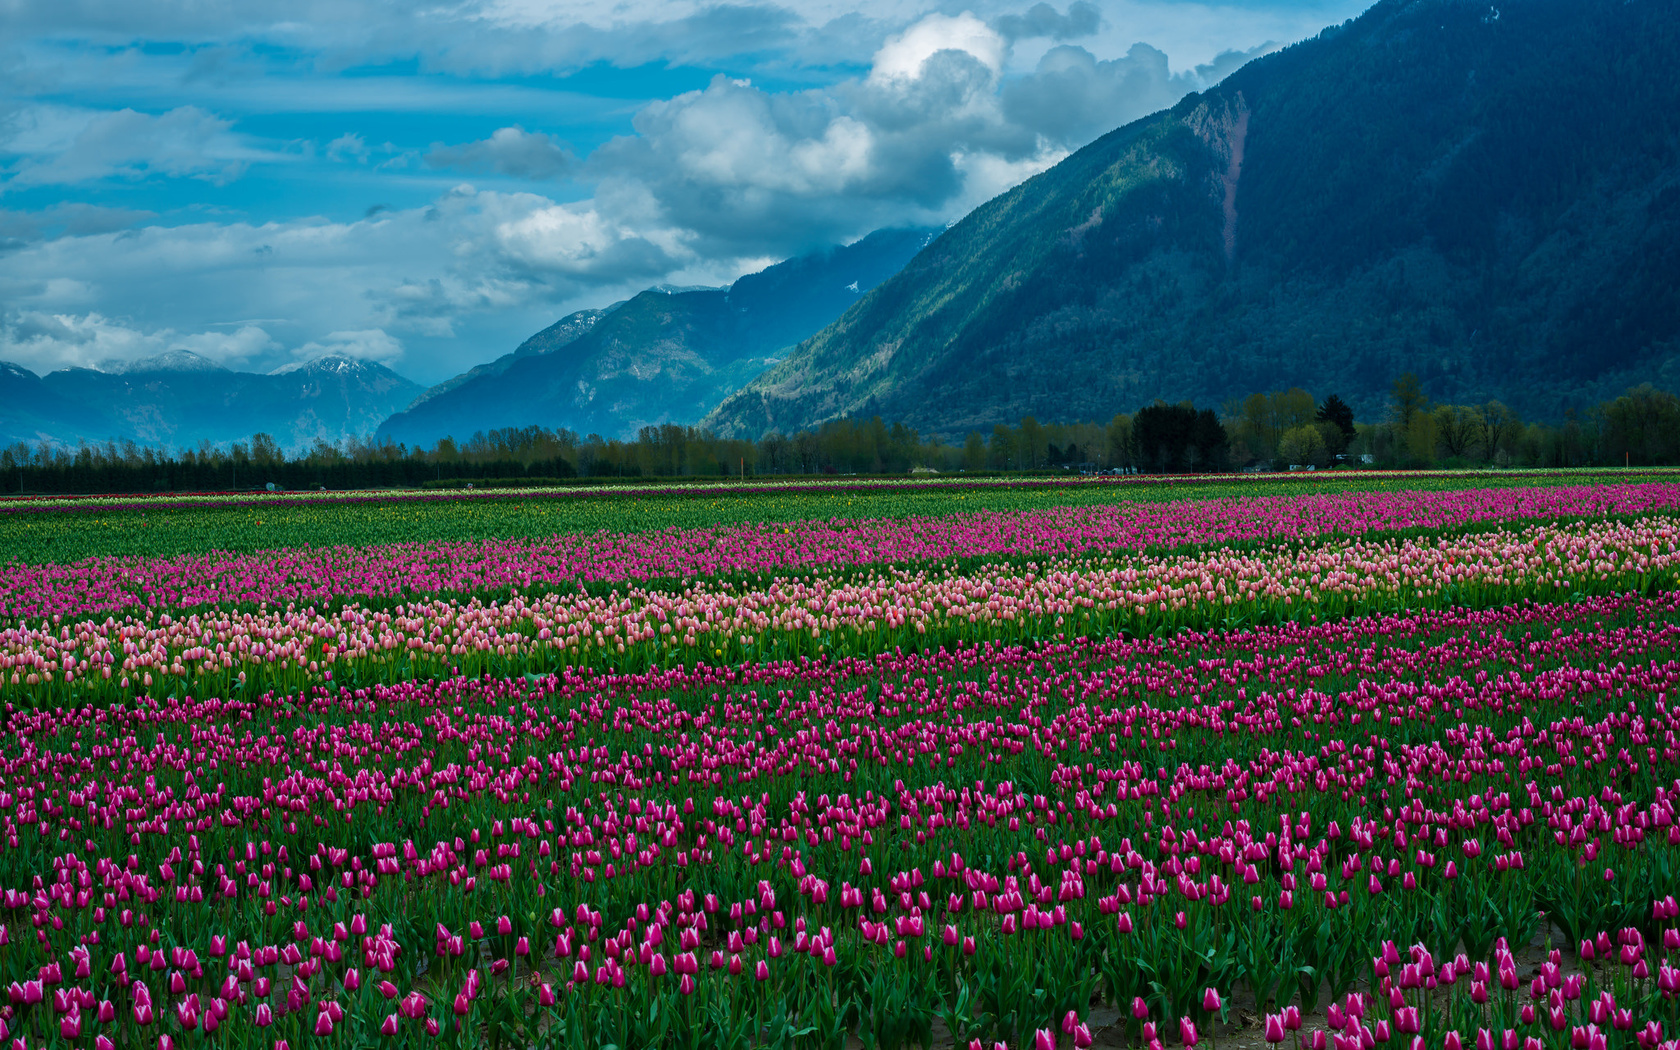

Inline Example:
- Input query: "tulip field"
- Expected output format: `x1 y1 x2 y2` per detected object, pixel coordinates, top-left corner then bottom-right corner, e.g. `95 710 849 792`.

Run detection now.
1 473 1678 1050
4 470 1676 565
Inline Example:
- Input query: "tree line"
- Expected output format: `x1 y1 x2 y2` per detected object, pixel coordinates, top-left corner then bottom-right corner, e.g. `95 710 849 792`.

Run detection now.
1365 376 1680 470
4 379 1679 495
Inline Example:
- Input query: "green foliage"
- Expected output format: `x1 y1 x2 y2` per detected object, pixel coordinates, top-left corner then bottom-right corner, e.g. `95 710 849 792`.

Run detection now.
1276 425 1326 468
1598 384 1680 465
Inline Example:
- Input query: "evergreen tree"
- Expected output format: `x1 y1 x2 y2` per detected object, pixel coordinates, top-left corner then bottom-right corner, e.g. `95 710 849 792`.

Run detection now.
1317 394 1357 442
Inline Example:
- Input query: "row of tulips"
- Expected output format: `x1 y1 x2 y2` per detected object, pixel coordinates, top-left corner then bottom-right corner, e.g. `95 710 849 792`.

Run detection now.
3 513 1679 705
0 585 1675 1047
6 483 1680 620
8 467 1629 515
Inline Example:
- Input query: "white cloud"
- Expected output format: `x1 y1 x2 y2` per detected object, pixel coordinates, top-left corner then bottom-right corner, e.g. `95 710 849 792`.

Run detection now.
425 126 573 179
289 328 404 366
0 311 279 375
566 4 1291 265
870 12 1005 83
1 105 271 189
950 144 1069 209
326 132 371 162
491 202 668 274
176 324 280 364
0 184 709 382
578 9 1144 258
0 312 166 373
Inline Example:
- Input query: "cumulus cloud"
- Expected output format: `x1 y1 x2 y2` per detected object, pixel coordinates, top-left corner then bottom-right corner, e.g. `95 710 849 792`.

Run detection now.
0 310 278 375
994 1 1100 43
489 202 674 276
287 328 404 367
870 12 1005 82
0 105 270 189
0 312 168 373
0 183 718 381
425 127 574 180
1001 41 1274 146
580 7 1247 258
582 13 1031 256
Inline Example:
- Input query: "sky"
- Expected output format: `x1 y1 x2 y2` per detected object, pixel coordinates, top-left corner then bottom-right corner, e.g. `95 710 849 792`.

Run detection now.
0 0 1370 386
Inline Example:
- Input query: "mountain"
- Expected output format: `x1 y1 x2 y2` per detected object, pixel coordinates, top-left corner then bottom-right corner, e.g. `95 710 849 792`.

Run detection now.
704 0 1680 439
376 226 939 446
23 353 423 451
401 308 613 413
0 362 129 447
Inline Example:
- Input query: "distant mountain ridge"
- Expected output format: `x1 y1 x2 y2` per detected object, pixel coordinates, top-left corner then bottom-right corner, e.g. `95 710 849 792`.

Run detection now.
0 353 423 451
704 0 1680 438
0 362 128 448
105 349 230 374
376 227 939 446
401 308 614 414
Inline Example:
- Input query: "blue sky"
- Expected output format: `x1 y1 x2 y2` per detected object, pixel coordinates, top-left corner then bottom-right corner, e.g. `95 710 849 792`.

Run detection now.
0 0 1368 385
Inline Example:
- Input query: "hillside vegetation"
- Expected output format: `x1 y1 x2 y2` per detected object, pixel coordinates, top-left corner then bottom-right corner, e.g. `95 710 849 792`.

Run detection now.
705 0 1680 438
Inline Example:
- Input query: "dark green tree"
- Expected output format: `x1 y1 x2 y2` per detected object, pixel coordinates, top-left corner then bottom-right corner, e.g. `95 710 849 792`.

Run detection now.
1134 403 1231 472
1317 394 1357 443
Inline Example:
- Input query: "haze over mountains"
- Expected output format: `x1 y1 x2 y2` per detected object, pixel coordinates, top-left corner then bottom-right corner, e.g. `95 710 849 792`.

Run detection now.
707 0 1680 438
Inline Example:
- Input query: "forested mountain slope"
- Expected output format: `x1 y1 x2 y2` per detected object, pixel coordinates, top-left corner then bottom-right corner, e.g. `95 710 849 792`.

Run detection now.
705 0 1680 438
